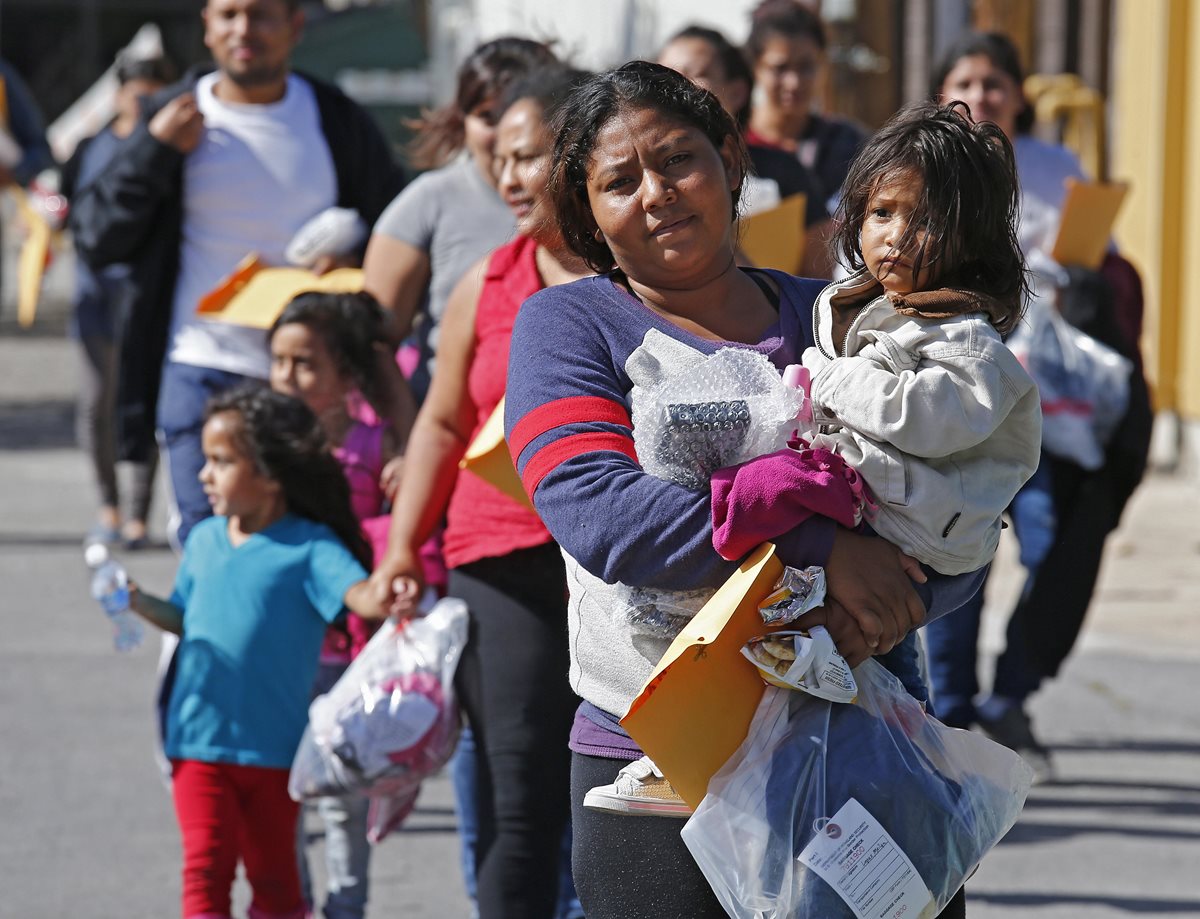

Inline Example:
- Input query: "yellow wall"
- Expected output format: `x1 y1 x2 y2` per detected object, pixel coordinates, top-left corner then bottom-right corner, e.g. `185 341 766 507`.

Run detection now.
1112 0 1200 417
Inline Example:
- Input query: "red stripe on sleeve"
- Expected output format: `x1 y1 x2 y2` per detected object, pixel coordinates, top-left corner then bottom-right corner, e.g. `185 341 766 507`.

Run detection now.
520 431 638 498
508 396 632 462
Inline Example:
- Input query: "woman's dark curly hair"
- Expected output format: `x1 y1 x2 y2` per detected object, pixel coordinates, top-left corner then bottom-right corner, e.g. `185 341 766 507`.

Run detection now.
269 290 390 412
547 60 750 274
930 31 1035 135
831 100 1028 336
407 37 558 169
205 385 372 570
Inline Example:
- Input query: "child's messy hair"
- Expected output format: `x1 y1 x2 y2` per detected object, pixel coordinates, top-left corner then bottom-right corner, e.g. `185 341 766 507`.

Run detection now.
269 291 391 411
831 100 1028 336
205 385 372 569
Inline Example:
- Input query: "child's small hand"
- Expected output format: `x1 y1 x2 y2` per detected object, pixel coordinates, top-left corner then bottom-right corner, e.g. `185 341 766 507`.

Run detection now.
380 456 405 502
793 598 874 667
389 575 423 620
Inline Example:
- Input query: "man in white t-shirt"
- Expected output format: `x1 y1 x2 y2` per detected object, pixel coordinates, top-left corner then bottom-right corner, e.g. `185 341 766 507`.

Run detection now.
73 0 405 546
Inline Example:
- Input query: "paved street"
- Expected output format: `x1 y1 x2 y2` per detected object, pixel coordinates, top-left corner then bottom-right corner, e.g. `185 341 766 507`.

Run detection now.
2 324 1198 917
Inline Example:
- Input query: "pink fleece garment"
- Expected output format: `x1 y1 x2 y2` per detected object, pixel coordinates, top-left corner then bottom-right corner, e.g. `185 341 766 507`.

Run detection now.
710 447 862 561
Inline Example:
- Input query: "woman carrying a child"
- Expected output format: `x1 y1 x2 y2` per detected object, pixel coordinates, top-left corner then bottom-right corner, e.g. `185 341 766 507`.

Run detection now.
503 62 1037 918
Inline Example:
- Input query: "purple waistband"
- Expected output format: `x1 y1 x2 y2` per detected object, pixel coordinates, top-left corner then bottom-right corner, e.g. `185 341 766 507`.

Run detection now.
568 700 642 761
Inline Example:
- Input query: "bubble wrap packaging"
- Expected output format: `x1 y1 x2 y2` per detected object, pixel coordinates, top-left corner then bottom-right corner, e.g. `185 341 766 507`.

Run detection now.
630 343 803 490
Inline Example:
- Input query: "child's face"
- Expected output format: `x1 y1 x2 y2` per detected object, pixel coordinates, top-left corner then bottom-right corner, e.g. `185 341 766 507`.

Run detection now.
198 412 279 519
270 322 351 418
861 169 945 296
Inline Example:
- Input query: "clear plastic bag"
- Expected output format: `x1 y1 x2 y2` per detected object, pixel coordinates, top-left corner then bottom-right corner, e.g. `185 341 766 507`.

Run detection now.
681 659 1033 919
1008 295 1132 470
289 599 468 841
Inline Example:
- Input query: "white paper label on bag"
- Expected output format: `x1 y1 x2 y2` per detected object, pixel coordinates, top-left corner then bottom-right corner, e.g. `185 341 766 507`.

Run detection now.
798 798 936 919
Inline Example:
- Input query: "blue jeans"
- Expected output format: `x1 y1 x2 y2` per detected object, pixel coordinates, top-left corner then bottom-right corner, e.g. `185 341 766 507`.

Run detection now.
156 361 251 546
925 466 1056 727
298 661 372 919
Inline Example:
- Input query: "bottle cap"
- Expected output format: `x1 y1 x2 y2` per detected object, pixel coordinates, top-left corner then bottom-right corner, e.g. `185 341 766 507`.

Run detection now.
84 543 110 567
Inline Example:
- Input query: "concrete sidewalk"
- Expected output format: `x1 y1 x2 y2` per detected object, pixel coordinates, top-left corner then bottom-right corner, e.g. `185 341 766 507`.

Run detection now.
1 328 1198 917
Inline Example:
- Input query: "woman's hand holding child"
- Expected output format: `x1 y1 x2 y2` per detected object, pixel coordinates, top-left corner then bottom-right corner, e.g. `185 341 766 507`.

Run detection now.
823 528 927 656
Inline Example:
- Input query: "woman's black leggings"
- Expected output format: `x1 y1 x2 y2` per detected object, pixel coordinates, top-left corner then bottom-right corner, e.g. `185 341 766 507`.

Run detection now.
449 543 578 919
571 751 968 919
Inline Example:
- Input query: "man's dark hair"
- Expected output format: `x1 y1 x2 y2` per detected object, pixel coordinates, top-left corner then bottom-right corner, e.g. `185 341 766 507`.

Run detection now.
746 0 828 64
547 60 750 273
115 54 177 86
831 100 1028 336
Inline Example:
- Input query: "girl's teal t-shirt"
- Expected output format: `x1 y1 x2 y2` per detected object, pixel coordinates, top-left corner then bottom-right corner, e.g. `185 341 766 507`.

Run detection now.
166 513 367 769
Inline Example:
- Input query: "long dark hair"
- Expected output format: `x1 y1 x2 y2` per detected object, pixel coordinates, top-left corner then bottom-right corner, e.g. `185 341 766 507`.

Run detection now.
269 291 390 412
407 37 558 169
831 100 1028 336
205 385 373 569
930 31 1035 135
663 25 755 126
547 61 750 273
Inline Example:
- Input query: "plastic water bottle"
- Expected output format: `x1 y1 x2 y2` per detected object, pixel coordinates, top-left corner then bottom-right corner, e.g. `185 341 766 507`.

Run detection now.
85 544 143 651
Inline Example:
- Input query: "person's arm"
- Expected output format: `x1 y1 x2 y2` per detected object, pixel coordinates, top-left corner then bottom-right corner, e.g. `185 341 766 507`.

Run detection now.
371 256 486 607
128 583 184 635
363 234 433 345
804 331 1032 459
70 93 199 269
343 579 392 621
0 62 54 185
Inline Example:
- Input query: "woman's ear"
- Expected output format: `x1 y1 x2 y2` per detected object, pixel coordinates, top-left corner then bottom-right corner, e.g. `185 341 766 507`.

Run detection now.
719 135 743 196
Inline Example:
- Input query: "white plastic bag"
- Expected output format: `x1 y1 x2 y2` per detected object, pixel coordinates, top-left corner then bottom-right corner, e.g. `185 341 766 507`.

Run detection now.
681 659 1033 919
1009 295 1132 470
289 599 468 841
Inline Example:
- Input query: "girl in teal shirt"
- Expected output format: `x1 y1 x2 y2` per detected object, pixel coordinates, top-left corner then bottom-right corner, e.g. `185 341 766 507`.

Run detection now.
129 386 393 919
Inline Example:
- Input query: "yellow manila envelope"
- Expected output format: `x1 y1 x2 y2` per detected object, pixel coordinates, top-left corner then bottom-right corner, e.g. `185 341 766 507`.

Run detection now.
1051 178 1128 270
196 254 364 329
15 188 52 328
621 542 785 807
738 193 807 274
459 397 534 510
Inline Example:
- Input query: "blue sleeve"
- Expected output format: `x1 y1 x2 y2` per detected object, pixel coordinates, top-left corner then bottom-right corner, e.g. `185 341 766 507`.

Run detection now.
0 62 54 184
914 563 988 625
505 283 833 591
303 527 369 624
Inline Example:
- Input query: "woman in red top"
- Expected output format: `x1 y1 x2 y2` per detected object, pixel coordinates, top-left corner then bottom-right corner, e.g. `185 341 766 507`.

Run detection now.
373 66 590 919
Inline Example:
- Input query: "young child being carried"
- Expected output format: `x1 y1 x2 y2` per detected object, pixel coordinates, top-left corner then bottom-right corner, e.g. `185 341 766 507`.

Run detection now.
586 100 1041 817
713 99 1042 576
126 386 394 919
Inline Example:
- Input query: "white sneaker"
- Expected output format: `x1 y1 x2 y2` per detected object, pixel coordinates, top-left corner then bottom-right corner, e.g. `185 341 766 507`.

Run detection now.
583 756 693 818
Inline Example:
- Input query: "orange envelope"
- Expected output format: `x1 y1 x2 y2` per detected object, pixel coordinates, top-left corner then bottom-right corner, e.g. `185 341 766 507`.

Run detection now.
459 397 534 510
1051 178 1128 270
738 193 807 274
621 542 785 808
196 254 364 329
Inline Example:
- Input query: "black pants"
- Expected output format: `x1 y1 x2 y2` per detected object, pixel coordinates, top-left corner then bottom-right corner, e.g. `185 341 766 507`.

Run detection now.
450 543 578 919
571 751 968 919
